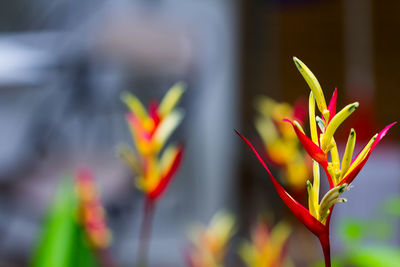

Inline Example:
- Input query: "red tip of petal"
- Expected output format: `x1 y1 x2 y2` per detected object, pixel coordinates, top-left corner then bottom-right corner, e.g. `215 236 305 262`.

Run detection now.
283 120 328 168
149 100 161 128
235 130 326 236
327 88 337 123
371 121 397 150
148 146 184 201
339 122 396 185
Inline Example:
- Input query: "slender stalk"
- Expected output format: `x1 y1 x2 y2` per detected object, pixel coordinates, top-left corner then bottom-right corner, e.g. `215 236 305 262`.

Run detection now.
137 198 155 267
319 212 333 267
318 231 331 267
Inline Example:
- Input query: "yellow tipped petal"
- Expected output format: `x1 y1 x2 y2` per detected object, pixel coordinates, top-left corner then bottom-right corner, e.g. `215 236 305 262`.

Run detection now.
330 139 340 184
255 96 277 117
158 82 185 118
255 117 278 145
153 109 184 151
209 211 236 245
340 129 356 180
315 116 325 132
117 145 141 174
293 57 327 113
270 222 291 246
321 102 359 151
309 92 318 144
344 134 377 178
238 242 255 267
307 180 318 218
121 91 148 120
322 109 330 123
293 120 305 134
318 183 350 223
312 160 320 216
134 176 147 191
160 144 180 175
269 222 291 263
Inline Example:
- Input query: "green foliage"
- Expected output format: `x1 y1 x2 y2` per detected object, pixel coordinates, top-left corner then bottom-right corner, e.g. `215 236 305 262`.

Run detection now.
384 196 400 217
346 245 400 267
32 178 98 267
315 194 400 267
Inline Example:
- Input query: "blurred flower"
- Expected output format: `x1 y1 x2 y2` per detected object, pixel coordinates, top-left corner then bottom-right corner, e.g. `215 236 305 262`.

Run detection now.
254 96 310 190
237 57 396 267
76 168 112 250
118 83 185 201
239 220 293 267
186 211 236 267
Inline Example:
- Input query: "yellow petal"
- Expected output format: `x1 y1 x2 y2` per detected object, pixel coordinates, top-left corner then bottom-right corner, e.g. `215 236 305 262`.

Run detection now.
159 144 180 176
255 116 279 145
318 183 350 223
310 160 321 217
116 144 141 174
309 92 318 144
255 96 278 117
153 109 184 151
315 116 325 132
209 211 236 245
293 57 327 113
293 120 305 134
339 129 356 180
269 222 291 262
330 138 340 184
343 134 377 178
321 102 359 151
307 180 318 218
158 82 186 118
238 242 256 267
121 91 148 121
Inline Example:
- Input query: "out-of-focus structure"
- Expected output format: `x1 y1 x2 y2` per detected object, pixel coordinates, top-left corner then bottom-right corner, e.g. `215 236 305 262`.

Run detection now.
0 0 238 266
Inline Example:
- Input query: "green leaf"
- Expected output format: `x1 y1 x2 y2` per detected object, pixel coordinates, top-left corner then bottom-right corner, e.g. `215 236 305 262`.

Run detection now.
31 177 99 267
347 245 400 267
337 218 365 245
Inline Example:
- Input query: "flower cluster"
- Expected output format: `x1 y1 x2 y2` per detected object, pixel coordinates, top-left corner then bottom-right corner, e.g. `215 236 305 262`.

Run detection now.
119 83 185 201
239 220 292 267
75 168 111 249
186 212 236 267
255 96 310 190
237 57 396 266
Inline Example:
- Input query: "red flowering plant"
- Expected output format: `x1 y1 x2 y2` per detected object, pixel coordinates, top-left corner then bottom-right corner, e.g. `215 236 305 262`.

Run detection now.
239 220 293 267
76 168 116 267
236 57 396 266
254 96 311 193
118 83 185 266
186 211 236 267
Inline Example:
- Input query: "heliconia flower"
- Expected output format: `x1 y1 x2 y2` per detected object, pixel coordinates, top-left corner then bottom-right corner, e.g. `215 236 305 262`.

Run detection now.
287 57 396 189
118 83 185 201
239 220 293 267
254 96 310 190
122 82 185 156
75 168 112 249
186 211 236 267
237 57 396 266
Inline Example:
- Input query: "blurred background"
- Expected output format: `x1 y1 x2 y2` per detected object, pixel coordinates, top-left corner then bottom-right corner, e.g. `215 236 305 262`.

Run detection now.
0 0 398 266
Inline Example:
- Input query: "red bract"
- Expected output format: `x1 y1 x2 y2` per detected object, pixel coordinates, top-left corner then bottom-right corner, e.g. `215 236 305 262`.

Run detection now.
147 145 184 200
236 130 332 266
326 88 337 123
338 122 397 186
